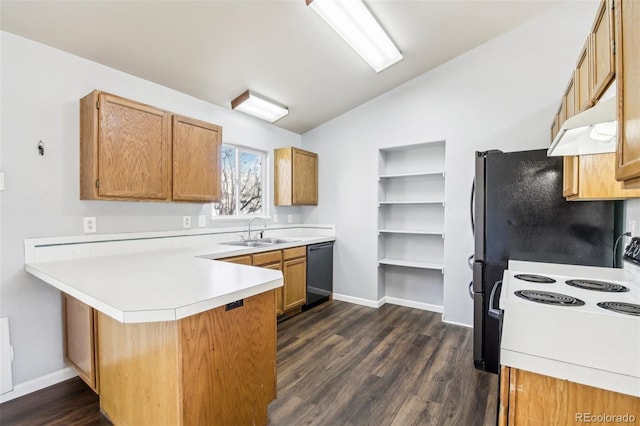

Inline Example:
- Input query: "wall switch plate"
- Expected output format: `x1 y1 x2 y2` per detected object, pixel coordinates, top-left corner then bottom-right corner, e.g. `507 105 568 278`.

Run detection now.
183 216 191 229
198 215 206 227
83 217 96 233
287 214 293 224
273 214 278 223
629 220 636 237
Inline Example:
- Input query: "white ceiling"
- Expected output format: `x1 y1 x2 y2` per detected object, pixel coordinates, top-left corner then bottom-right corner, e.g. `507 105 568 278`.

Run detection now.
0 0 562 134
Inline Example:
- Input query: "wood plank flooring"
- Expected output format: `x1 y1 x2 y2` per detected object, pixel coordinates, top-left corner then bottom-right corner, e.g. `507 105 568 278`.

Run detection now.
0 301 497 426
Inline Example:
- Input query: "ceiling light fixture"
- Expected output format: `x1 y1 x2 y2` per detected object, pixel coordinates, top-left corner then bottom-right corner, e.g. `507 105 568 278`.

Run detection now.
231 90 289 123
306 0 403 73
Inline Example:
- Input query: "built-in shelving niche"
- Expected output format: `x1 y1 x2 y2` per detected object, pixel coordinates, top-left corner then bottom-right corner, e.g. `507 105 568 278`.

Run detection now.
377 141 446 313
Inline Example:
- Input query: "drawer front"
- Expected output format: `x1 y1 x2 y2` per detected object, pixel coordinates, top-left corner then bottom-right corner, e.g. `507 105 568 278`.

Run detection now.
283 246 306 261
221 255 252 265
253 250 283 266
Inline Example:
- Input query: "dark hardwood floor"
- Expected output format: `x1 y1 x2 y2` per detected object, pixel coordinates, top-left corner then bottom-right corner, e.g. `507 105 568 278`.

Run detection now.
0 301 497 426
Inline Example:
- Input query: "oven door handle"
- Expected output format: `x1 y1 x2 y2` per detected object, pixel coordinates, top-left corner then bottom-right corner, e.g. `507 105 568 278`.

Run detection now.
488 280 503 319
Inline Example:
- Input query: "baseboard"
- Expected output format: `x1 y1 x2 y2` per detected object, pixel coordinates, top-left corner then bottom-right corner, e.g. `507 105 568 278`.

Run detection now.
442 317 473 328
0 367 77 403
332 293 384 308
384 297 443 314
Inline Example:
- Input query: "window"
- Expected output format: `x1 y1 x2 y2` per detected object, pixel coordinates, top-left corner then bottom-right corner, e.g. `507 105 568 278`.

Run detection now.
217 144 266 217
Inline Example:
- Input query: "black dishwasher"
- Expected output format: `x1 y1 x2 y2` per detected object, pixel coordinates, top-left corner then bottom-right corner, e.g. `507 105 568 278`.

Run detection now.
303 241 334 310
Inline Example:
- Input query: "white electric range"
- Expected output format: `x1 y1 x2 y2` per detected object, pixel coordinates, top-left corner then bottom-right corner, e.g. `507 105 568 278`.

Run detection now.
499 255 640 397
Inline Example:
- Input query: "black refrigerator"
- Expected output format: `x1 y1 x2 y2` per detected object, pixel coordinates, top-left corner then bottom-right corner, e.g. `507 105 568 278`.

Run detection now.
472 149 619 374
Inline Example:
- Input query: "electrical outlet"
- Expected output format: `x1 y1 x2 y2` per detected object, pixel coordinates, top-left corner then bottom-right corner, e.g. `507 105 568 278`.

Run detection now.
83 217 96 233
273 214 278 223
629 220 636 237
183 216 191 229
287 214 293 224
198 215 206 227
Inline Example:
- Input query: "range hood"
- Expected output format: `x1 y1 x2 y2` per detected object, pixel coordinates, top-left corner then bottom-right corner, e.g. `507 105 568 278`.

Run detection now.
547 96 617 157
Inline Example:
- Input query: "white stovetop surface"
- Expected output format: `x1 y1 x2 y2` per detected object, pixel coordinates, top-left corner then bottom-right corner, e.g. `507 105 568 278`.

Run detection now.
500 260 640 397
25 235 334 324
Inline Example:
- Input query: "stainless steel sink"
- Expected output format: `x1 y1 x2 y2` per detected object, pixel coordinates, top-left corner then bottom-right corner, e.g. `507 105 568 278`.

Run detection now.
222 240 273 247
257 238 301 244
221 238 301 247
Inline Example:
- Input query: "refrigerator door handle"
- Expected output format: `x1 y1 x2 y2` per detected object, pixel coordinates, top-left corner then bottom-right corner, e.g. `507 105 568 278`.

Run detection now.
470 178 475 235
488 280 503 320
468 281 474 299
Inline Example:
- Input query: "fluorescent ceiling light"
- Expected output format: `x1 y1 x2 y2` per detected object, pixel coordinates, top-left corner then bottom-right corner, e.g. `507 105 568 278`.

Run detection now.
231 90 289 123
307 0 403 73
547 96 617 157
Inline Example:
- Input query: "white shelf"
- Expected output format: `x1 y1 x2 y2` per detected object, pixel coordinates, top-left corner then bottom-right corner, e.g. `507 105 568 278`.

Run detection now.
378 229 444 236
378 200 444 206
378 258 444 271
377 141 446 311
378 171 444 179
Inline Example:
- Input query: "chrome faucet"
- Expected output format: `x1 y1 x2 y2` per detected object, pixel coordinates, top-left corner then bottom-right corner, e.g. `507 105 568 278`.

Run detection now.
248 217 267 240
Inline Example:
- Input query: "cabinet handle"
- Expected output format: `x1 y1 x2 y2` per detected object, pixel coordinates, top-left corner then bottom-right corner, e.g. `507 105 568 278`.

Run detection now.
225 299 244 311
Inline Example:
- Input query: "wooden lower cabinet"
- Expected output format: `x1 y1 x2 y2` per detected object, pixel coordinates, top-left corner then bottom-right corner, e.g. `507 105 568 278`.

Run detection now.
564 153 640 200
282 248 307 311
499 366 640 425
62 294 99 393
221 246 308 318
98 290 277 426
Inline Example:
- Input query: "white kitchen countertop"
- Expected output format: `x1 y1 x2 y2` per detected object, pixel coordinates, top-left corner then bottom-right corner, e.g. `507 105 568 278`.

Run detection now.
25 235 335 324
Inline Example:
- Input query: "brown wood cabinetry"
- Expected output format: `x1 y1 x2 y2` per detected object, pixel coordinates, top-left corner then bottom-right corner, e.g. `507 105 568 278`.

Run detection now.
251 250 284 315
591 0 616 102
98 290 276 426
615 0 640 187
220 246 308 317
275 147 318 205
499 366 640 425
172 115 221 202
282 247 307 311
80 91 171 201
575 41 592 113
552 0 640 200
62 294 98 393
80 90 221 202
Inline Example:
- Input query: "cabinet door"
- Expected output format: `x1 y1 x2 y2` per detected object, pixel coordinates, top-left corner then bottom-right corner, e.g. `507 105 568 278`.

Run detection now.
97 93 171 200
172 115 222 202
591 0 615 102
615 0 640 185
564 75 577 120
292 148 318 205
283 257 306 311
265 263 284 316
563 156 579 198
62 294 98 393
575 42 592 113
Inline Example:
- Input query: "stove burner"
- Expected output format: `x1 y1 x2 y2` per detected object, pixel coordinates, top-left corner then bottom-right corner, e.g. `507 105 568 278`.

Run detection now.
514 274 556 284
565 279 629 292
514 290 585 306
597 302 640 316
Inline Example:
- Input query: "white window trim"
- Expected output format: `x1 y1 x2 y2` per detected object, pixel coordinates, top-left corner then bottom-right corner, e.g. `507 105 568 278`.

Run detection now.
213 142 269 220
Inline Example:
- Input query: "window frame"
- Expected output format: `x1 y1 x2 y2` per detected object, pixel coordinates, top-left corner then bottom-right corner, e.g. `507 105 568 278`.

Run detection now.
214 142 269 219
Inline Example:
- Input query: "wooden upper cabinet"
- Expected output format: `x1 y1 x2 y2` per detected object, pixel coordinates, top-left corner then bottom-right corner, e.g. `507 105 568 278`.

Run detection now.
564 75 577 120
575 42 592 113
590 0 616 102
172 115 221 202
81 91 171 201
615 0 640 186
563 156 579 198
275 147 318 205
80 90 222 202
565 153 640 200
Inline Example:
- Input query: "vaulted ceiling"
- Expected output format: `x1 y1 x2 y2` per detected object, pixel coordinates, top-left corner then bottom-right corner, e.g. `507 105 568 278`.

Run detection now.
0 1 563 133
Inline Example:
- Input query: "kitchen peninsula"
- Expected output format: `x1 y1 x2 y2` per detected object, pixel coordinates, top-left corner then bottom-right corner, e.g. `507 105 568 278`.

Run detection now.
24 227 335 425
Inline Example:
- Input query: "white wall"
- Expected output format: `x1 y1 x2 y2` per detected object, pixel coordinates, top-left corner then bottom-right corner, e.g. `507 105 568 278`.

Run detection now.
0 31 301 387
300 2 600 325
